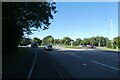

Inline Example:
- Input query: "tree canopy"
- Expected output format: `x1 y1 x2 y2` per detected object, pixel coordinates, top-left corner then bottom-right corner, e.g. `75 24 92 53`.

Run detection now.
41 35 119 49
62 37 72 45
3 2 57 35
113 36 120 49
42 35 54 45
3 2 57 55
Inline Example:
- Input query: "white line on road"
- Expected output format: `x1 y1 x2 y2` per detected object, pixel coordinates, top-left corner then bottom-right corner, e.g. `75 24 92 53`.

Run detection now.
27 49 38 80
91 60 119 71
70 54 82 59
69 54 119 71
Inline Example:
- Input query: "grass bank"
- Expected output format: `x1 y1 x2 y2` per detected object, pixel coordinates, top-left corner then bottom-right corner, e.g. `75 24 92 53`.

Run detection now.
96 47 119 51
3 47 29 70
38 46 44 48
62 45 80 49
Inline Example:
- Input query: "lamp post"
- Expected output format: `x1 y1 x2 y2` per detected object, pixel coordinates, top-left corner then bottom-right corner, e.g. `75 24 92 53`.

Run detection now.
110 19 114 49
105 19 113 49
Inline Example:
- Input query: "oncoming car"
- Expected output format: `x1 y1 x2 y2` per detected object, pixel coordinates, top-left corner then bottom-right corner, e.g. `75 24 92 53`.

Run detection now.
31 42 38 48
44 44 53 51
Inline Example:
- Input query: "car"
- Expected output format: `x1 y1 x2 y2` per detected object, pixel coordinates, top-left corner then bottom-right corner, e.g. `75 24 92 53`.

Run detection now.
44 44 53 51
27 44 31 47
79 44 85 48
31 42 38 48
87 44 94 48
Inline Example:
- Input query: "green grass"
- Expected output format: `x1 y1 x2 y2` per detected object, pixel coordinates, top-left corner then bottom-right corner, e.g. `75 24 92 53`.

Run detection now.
3 47 29 70
63 45 80 49
96 47 119 51
38 45 44 48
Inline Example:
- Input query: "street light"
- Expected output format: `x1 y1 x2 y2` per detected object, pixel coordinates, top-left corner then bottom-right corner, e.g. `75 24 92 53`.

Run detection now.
105 19 113 49
110 19 114 49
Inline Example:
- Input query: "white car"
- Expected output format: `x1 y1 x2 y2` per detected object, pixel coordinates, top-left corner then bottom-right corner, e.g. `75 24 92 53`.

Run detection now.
79 45 85 48
27 44 31 47
44 44 53 51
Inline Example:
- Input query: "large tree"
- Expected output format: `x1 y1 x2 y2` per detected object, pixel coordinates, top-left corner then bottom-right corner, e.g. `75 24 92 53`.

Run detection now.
91 36 106 46
74 38 82 46
3 2 57 55
62 37 72 45
82 38 90 45
54 39 59 45
42 35 54 45
113 36 120 49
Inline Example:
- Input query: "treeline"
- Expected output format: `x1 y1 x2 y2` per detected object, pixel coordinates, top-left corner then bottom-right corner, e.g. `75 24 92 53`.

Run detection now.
20 35 120 49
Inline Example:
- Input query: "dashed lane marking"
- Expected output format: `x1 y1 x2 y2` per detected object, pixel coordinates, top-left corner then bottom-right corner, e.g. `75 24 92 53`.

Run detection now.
69 54 119 71
91 60 119 71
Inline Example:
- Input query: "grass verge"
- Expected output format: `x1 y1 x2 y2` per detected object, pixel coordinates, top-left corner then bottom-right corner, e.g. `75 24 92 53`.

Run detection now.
38 46 44 48
3 47 29 70
63 45 80 49
96 47 119 51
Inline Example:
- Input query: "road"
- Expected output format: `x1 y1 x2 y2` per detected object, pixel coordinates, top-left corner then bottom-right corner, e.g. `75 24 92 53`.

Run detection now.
2 46 119 79
51 46 119 78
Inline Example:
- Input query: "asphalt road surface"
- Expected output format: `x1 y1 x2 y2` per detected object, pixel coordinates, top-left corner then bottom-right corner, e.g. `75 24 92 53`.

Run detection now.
2 46 119 80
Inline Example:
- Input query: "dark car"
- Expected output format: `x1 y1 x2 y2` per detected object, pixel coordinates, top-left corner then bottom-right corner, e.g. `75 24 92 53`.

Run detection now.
31 42 38 48
44 44 52 51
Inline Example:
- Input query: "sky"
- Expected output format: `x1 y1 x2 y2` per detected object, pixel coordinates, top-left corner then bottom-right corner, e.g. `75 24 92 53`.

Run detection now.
28 2 118 40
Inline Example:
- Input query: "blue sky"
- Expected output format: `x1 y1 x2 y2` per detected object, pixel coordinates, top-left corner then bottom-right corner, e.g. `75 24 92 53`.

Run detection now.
29 2 118 40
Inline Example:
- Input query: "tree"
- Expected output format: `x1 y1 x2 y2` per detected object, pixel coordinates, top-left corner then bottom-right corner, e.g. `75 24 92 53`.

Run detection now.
74 38 82 46
42 35 54 45
62 37 72 45
94 36 106 46
113 36 120 49
100 37 106 47
54 39 58 45
47 37 54 44
82 38 90 45
3 2 57 55
107 40 112 48
58 39 63 45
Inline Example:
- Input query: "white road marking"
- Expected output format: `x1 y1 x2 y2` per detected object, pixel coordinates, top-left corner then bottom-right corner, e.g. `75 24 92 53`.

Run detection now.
91 60 119 71
83 63 87 66
69 54 82 58
69 54 119 71
27 49 37 80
